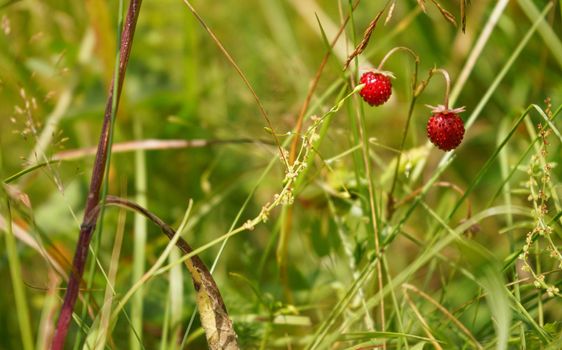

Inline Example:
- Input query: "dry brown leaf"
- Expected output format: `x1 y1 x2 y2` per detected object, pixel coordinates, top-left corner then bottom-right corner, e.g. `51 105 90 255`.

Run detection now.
461 0 467 33
343 8 386 70
4 184 32 209
189 256 239 349
430 0 457 27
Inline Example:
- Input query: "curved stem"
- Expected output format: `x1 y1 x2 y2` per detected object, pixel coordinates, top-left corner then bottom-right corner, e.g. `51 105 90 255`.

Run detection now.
377 46 419 71
182 0 289 170
100 196 239 349
429 68 452 109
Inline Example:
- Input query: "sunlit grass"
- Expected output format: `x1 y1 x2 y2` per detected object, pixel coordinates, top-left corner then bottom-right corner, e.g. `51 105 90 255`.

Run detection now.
0 0 561 349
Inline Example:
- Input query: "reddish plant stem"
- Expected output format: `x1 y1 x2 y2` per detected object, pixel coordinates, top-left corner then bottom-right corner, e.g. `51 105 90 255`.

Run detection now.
51 1 142 349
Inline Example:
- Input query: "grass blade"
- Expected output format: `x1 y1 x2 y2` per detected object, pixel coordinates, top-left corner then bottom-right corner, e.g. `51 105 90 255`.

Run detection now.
2 198 34 350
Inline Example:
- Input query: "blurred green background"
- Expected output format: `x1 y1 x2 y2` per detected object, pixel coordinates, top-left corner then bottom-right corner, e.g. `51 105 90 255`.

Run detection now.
0 0 561 348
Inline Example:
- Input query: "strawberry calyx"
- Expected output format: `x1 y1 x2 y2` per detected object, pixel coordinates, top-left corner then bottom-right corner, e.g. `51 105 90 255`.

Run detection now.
425 104 466 114
362 68 396 80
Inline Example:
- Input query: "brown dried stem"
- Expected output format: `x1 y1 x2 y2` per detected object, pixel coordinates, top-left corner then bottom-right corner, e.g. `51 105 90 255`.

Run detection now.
53 138 274 161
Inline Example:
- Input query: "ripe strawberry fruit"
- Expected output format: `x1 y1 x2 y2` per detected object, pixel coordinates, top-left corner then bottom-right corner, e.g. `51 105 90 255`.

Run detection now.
426 105 466 151
359 71 392 106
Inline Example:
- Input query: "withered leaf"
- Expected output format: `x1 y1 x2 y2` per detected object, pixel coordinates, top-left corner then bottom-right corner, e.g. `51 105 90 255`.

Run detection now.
344 8 386 70
104 196 240 350
430 0 457 27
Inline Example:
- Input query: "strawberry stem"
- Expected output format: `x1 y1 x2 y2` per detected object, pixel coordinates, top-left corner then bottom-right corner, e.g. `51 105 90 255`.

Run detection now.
377 46 419 71
429 68 451 109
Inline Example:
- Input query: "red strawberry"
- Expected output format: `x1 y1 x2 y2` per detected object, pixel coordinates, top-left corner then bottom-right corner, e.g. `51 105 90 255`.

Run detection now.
426 105 466 151
359 71 393 106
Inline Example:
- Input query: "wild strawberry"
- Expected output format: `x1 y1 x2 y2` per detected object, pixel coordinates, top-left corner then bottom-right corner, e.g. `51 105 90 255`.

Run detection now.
426 105 466 151
359 71 393 106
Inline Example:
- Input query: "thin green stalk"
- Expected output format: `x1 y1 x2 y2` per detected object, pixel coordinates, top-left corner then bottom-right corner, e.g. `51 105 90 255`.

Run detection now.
3 198 34 350
326 194 374 330
341 1 365 234
130 120 148 350
3 161 52 184
449 0 509 105
347 0 386 336
179 75 346 349
85 208 127 350
487 137 540 207
36 271 61 350
306 256 380 350
159 299 171 350
448 103 561 223
1 128 32 350
463 3 551 133
517 0 562 69
181 0 289 169
153 86 365 280
109 201 194 328
535 241 544 327
259 322 273 350
344 206 532 342
384 47 420 215
356 104 385 324
381 255 408 350
497 118 526 347
168 248 184 349
179 143 279 348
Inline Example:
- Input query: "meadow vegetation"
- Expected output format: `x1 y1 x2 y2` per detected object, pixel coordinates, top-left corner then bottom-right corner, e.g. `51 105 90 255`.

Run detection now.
0 0 561 349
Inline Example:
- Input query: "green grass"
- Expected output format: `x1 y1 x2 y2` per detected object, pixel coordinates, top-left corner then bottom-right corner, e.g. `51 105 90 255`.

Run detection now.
1 0 561 349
